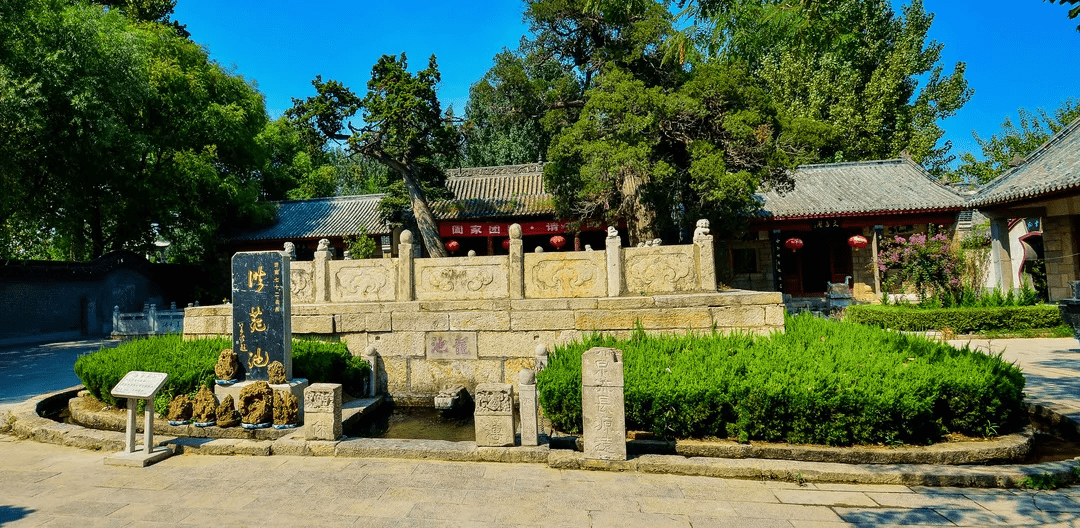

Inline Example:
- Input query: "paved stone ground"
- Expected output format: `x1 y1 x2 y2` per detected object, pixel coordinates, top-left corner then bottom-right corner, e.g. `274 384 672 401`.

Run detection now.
0 339 119 404
949 337 1080 427
0 435 1078 528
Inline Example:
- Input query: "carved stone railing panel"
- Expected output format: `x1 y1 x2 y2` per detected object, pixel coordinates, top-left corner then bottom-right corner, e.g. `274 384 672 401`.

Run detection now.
524 252 607 298
414 256 510 300
329 259 397 302
623 246 699 294
290 261 316 304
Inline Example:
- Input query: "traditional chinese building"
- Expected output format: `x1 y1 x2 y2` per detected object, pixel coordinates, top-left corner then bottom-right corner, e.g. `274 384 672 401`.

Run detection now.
968 116 1080 301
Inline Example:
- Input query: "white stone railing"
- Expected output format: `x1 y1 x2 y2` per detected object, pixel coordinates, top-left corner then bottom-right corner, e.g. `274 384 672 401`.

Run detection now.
112 302 189 336
289 223 716 304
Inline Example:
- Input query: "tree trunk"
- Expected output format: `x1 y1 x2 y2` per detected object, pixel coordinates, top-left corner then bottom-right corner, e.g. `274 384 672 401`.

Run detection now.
371 153 447 258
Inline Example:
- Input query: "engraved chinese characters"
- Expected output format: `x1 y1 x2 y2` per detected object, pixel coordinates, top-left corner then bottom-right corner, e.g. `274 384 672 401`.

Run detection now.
232 251 292 381
473 383 515 447
582 347 627 461
304 383 342 441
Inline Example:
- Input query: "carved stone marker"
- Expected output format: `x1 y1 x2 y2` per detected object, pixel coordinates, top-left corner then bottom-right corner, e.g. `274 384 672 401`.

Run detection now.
304 383 342 441
518 369 539 446
232 251 292 381
582 347 626 460
474 383 515 447
105 371 171 467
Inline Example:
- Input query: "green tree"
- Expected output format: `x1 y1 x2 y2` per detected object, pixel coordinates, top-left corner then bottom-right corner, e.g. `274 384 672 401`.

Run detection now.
93 0 189 36
0 0 273 262
287 54 458 257
1045 0 1080 31
951 98 1080 184
682 0 971 175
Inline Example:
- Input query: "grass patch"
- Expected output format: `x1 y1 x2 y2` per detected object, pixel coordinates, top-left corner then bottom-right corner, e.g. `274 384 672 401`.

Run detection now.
537 314 1026 446
74 335 369 410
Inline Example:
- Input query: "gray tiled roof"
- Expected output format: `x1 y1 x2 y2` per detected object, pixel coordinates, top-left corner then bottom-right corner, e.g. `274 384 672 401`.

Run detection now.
435 163 554 219
228 194 391 242
967 117 1080 208
757 159 965 219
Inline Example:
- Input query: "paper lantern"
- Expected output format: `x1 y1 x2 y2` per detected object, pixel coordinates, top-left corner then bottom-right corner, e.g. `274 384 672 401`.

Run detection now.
444 240 459 253
501 238 511 250
784 237 804 252
847 235 869 251
550 235 566 250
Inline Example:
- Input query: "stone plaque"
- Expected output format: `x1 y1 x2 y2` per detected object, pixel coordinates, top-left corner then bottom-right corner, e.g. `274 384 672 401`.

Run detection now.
111 371 168 399
232 251 292 381
582 347 626 461
426 332 477 360
474 383 514 447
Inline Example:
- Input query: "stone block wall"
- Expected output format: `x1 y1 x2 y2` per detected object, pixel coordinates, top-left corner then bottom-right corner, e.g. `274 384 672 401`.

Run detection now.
1043 215 1080 301
184 290 784 404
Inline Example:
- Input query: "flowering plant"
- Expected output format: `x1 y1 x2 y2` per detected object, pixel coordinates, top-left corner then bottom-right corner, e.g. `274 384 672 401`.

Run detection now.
877 230 964 303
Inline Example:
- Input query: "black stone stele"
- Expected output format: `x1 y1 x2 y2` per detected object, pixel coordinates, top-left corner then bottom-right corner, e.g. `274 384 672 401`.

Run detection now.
231 251 292 381
1059 280 1080 344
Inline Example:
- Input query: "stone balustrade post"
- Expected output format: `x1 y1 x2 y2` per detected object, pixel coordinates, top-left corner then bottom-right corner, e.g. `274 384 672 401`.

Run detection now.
605 228 623 297
397 230 415 301
147 304 158 335
112 305 120 335
313 238 332 303
364 346 379 397
509 223 524 299
693 219 717 291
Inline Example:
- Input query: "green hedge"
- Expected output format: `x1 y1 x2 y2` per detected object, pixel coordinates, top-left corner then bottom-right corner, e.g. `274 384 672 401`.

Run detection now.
536 314 1026 446
845 304 1062 333
74 335 369 408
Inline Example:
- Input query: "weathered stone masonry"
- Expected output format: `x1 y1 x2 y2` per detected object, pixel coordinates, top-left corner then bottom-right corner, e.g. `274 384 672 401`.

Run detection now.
185 224 784 404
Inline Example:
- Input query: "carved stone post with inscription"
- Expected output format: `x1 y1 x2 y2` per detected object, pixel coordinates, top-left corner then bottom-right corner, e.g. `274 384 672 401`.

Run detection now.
508 223 524 299
582 347 626 461
304 383 342 441
605 227 623 297
518 369 539 446
535 344 551 437
473 383 515 447
231 251 292 381
397 230 415 301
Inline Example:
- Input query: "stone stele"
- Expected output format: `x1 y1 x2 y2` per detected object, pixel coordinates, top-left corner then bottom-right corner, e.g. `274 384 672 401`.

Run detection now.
518 369 539 446
582 347 626 461
474 383 515 447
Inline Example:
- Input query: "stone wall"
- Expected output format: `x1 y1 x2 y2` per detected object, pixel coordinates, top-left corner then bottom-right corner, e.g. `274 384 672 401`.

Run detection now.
184 222 783 404
1043 215 1080 301
184 291 784 405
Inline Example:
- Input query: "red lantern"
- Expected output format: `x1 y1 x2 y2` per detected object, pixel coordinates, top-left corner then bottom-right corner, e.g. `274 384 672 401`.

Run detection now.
784 237 804 253
444 240 459 253
847 235 869 251
501 238 511 250
550 235 566 250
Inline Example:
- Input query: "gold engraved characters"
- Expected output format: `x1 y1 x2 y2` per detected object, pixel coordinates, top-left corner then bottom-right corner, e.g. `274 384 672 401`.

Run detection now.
247 347 269 369
248 306 267 332
247 266 266 292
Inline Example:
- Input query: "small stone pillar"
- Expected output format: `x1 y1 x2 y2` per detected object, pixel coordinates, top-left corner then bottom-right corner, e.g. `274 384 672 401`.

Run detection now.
304 383 342 441
314 238 332 303
605 227 623 297
518 370 539 446
397 230 415 301
535 343 552 437
147 304 157 335
364 346 379 396
582 347 626 461
509 223 524 299
474 383 515 447
693 219 717 291
112 305 120 334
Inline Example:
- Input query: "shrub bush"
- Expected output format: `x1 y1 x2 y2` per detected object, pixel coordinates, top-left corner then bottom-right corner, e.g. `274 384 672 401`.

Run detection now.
536 314 1026 446
845 304 1062 333
75 336 370 409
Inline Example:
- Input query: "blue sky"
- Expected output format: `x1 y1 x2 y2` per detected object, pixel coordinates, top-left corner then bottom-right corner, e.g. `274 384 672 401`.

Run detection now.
173 1 1079 163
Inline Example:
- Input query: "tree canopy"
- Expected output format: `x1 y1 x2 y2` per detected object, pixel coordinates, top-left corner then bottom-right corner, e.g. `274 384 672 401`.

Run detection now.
0 0 276 262
286 55 458 257
462 0 970 243
950 98 1080 184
